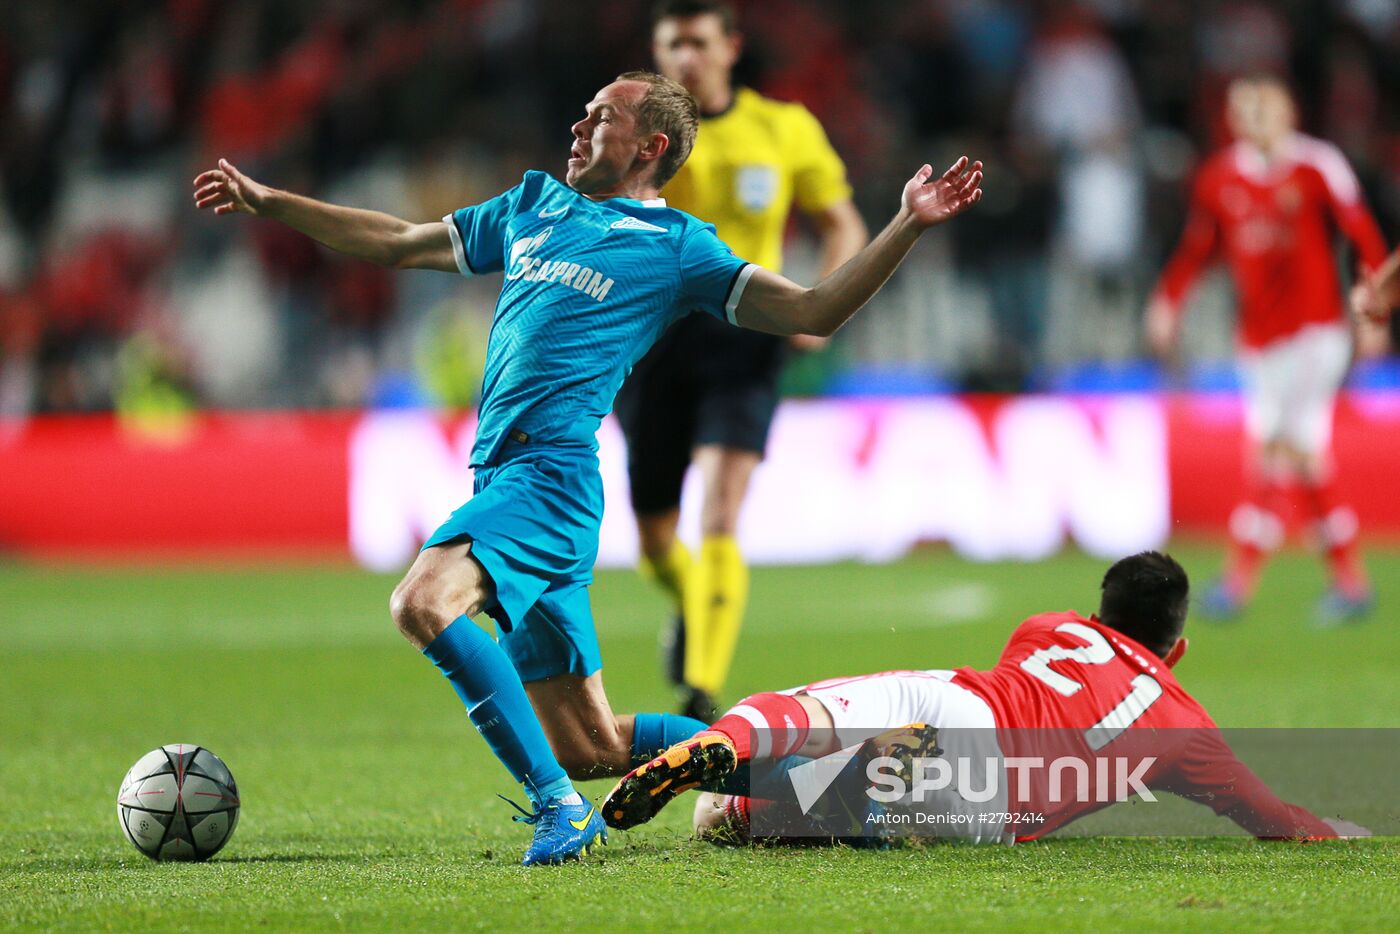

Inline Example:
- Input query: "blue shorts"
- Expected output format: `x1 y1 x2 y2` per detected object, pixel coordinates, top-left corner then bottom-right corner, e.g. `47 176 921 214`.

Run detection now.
422 445 604 682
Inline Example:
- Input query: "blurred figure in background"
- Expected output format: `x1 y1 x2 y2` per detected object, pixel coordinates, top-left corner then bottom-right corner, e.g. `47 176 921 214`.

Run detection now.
951 131 1055 390
613 0 867 719
1013 6 1145 365
1145 74 1390 624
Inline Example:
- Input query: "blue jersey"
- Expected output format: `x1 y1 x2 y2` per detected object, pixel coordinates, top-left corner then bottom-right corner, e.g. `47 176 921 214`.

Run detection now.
444 170 755 466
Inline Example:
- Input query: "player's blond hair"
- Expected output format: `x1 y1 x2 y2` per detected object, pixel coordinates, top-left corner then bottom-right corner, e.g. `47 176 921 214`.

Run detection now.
616 70 699 188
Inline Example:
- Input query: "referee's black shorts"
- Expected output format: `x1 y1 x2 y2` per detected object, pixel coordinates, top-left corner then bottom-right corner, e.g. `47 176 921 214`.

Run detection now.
614 312 784 515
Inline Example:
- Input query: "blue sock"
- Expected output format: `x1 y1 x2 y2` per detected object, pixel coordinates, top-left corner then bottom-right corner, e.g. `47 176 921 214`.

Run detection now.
701 754 815 797
630 712 708 764
747 754 813 798
423 617 575 808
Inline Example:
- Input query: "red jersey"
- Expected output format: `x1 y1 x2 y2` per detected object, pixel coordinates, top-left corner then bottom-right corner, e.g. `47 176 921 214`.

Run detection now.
1152 133 1387 349
952 611 1334 840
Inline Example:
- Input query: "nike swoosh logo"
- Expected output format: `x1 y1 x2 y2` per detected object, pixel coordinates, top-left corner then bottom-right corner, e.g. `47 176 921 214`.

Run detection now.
539 206 568 218
568 807 596 831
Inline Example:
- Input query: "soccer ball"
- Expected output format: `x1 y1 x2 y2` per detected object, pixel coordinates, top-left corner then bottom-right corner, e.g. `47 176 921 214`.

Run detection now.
117 744 240 861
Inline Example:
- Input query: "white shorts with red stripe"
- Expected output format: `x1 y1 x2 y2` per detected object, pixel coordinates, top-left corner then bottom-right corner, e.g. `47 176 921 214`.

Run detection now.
791 669 997 744
1238 322 1351 454
789 669 1009 843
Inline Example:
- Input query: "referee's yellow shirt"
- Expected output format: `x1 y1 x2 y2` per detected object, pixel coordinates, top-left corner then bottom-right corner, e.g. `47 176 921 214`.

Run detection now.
662 87 853 275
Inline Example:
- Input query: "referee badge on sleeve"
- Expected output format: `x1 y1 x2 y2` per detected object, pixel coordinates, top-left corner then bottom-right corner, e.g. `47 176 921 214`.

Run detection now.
736 164 778 212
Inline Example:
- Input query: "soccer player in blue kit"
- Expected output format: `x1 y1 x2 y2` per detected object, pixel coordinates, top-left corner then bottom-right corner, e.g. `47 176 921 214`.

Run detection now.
194 71 982 865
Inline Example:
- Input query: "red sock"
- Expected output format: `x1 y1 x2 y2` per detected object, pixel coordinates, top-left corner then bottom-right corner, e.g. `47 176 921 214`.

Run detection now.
725 794 751 833
703 692 810 761
1304 476 1367 594
1224 477 1287 598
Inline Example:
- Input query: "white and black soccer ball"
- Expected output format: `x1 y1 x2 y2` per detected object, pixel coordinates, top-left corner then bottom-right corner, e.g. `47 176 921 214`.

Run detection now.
117 744 240 861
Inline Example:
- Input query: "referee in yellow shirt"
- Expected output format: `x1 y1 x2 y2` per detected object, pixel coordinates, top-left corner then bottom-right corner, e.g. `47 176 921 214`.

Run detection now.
614 0 868 719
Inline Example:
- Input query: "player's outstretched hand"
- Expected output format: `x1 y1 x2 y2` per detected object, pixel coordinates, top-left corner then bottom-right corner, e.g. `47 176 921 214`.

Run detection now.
192 159 270 217
901 157 982 229
1323 817 1372 839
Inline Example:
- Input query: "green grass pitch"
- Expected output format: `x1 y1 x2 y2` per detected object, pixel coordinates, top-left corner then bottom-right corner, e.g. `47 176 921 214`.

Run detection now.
2 545 1397 932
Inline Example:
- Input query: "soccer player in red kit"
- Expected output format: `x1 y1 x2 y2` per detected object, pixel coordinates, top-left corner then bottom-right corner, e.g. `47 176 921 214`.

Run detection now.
603 552 1361 843
1145 75 1390 624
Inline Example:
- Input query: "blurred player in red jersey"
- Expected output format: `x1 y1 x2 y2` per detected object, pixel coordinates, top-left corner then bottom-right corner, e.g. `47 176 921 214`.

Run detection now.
1145 75 1390 624
603 552 1364 843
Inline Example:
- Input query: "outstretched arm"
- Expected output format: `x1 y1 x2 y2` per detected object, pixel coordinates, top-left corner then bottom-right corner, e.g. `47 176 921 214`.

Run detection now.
1166 731 1338 840
1144 170 1221 358
732 158 982 337
787 199 870 351
192 158 457 272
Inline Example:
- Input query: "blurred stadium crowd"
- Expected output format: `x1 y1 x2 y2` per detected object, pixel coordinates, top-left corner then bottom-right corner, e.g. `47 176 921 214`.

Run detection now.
2 0 1399 416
